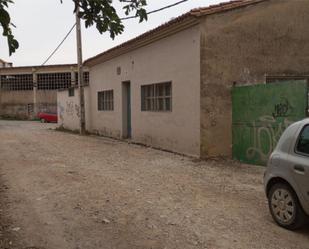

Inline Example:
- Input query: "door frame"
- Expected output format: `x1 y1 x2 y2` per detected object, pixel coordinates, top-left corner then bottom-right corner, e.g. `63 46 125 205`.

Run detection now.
122 81 131 139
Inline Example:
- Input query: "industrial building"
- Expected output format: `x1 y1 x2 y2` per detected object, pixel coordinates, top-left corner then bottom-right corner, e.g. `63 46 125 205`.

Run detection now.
0 64 89 119
60 0 309 159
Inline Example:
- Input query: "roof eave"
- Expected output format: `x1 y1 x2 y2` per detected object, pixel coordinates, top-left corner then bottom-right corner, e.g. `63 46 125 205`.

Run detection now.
190 0 268 17
84 0 269 67
84 15 199 67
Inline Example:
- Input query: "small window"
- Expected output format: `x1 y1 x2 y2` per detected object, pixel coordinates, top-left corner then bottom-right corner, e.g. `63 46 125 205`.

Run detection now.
141 82 172 112
296 125 309 156
116 66 121 75
98 90 114 111
68 88 75 97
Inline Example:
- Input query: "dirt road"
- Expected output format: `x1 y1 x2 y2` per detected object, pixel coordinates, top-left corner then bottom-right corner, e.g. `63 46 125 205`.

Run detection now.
0 120 308 249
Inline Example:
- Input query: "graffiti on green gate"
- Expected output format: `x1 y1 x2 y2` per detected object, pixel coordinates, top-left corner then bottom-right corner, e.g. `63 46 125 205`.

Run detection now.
245 115 293 163
232 81 308 166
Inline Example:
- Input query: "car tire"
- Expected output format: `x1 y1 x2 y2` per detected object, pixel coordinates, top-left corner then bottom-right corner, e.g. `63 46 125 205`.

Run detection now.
268 183 307 230
40 118 46 123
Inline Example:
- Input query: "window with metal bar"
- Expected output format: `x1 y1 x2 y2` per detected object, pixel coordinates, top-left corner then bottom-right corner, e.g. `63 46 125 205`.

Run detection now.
74 72 90 86
0 74 33 91
141 82 172 111
37 72 71 90
98 90 114 111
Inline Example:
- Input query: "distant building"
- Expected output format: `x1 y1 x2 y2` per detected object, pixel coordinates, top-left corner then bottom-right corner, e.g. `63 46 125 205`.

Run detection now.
0 64 89 119
0 59 13 68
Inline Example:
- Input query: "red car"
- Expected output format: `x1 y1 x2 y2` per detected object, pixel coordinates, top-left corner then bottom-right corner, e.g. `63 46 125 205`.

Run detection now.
37 112 58 123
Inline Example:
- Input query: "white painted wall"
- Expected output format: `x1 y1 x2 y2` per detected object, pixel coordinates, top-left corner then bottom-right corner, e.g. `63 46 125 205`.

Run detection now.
88 26 201 156
57 87 91 132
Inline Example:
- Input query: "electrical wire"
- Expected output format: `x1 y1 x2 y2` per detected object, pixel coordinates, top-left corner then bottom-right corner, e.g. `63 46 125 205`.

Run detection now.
41 0 190 66
41 23 76 66
121 0 189 20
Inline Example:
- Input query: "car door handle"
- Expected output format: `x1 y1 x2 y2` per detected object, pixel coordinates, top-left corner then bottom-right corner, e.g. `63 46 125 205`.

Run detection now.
294 165 305 174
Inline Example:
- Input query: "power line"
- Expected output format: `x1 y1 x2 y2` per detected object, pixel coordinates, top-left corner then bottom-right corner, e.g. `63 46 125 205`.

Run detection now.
41 23 76 66
121 0 190 20
41 0 190 66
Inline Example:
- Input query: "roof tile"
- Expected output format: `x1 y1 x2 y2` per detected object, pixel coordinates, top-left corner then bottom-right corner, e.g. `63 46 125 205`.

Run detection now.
85 0 268 66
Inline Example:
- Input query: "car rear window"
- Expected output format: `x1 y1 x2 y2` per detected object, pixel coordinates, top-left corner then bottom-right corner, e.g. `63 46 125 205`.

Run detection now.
296 125 309 155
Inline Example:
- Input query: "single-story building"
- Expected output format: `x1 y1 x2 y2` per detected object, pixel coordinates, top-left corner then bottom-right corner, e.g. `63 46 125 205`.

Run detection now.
58 0 309 158
0 59 13 68
0 64 89 119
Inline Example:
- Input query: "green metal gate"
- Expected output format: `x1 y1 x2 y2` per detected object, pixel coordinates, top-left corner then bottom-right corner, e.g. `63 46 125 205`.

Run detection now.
232 81 308 166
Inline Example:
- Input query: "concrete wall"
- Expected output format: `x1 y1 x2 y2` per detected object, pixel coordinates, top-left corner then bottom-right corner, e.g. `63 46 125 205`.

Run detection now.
37 90 58 114
57 88 91 132
200 0 309 158
88 26 201 156
0 90 34 119
0 90 57 119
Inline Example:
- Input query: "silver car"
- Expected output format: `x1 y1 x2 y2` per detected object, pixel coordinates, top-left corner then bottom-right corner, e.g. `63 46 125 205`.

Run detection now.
264 118 309 230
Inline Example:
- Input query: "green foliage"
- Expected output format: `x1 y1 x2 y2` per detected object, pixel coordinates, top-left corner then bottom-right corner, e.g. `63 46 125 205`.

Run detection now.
73 0 147 39
0 0 19 55
0 0 148 55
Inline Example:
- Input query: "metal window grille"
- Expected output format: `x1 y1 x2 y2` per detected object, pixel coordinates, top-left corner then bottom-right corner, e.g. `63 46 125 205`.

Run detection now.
75 72 90 86
141 82 172 111
0 74 33 91
98 90 114 111
37 72 71 90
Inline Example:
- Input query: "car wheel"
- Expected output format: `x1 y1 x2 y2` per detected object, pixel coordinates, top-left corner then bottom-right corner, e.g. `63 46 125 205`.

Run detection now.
40 118 46 123
268 183 307 230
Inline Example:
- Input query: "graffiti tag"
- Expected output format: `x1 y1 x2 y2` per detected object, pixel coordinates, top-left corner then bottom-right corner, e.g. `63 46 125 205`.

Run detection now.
246 116 293 162
75 104 80 118
66 101 74 117
272 97 293 118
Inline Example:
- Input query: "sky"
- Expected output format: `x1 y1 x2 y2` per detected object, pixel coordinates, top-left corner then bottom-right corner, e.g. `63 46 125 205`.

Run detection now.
0 0 223 66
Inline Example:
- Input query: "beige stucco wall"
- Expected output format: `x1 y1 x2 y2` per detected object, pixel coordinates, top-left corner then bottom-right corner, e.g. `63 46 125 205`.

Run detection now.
57 88 91 131
0 90 58 119
88 26 201 156
0 89 59 119
1 90 33 104
36 90 58 114
36 90 57 104
0 90 34 118
200 0 309 158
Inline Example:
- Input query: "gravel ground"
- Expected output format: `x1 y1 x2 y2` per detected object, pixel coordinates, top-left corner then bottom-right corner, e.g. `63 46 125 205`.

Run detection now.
0 120 308 249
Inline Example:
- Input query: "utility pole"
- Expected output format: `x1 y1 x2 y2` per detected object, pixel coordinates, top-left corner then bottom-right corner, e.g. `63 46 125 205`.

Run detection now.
75 6 86 135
